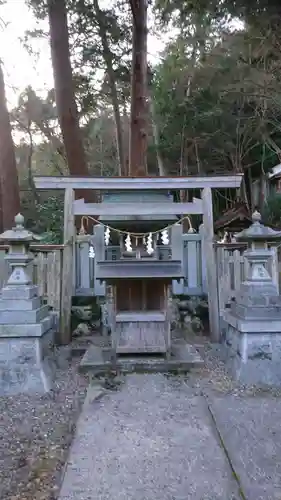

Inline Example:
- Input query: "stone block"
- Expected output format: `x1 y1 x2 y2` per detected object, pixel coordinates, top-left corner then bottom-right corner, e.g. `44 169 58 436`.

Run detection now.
38 327 56 358
1 284 38 300
223 310 281 333
250 295 269 306
0 315 53 338
0 296 42 311
246 335 272 360
225 324 244 358
0 305 49 324
222 322 281 386
239 282 278 297
79 342 203 376
0 329 55 395
269 296 281 306
235 293 281 308
243 295 268 307
233 303 281 320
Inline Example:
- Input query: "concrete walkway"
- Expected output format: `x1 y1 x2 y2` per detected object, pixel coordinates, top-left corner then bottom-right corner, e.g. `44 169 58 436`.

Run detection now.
209 396 281 500
59 374 240 500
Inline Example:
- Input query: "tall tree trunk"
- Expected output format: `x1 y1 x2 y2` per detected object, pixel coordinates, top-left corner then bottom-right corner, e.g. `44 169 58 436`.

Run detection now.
0 62 20 230
47 0 91 181
93 0 126 176
128 0 148 176
149 96 165 176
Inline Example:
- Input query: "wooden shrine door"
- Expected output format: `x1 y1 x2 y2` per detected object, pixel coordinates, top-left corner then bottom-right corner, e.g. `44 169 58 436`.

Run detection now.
115 279 165 312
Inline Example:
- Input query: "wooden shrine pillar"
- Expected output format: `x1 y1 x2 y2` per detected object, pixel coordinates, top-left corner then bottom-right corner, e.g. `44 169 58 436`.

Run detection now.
171 222 183 261
60 187 75 344
202 187 220 342
93 224 105 296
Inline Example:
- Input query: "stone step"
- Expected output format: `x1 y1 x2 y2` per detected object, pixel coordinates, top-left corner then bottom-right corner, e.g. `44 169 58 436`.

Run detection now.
79 342 203 377
71 334 110 357
1 285 38 300
0 315 53 338
0 305 49 324
0 296 42 311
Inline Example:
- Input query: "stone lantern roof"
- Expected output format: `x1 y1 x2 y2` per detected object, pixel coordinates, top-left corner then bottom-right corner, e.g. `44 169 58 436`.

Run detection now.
235 210 281 243
0 214 41 243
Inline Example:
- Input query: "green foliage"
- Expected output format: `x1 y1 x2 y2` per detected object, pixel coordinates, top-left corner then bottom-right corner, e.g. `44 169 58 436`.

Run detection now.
154 0 281 27
11 0 281 218
262 194 281 228
26 0 48 19
152 23 281 182
36 195 64 243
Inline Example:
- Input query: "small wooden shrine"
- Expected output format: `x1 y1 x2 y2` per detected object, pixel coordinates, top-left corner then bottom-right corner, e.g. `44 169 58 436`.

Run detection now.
34 174 243 370
95 189 182 355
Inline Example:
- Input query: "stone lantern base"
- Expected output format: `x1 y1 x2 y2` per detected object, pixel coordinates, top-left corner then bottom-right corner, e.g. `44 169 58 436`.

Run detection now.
221 280 281 385
222 309 281 386
0 284 56 395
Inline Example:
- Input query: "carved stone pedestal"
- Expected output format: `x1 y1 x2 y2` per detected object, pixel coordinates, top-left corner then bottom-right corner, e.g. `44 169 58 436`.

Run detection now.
222 313 281 386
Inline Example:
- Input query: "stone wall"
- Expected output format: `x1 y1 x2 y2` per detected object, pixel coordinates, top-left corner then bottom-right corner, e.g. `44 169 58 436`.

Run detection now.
170 295 209 335
71 297 102 337
71 293 209 338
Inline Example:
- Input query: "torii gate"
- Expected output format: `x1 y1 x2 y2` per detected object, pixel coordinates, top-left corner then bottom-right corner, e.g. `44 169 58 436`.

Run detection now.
34 174 243 344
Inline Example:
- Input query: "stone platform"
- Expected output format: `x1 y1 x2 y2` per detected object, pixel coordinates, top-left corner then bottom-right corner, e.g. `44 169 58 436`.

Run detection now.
79 341 203 376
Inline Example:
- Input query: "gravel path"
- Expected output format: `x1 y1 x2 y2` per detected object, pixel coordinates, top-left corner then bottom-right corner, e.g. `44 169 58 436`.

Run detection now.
2 334 281 500
59 373 240 500
190 337 281 397
0 350 88 500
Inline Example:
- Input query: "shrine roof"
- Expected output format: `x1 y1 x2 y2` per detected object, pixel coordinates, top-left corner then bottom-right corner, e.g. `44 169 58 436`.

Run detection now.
214 202 251 231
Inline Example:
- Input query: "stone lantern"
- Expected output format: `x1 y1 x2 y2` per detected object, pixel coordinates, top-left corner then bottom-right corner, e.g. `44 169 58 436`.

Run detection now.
0 213 41 288
0 214 55 396
235 209 281 297
222 210 281 386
